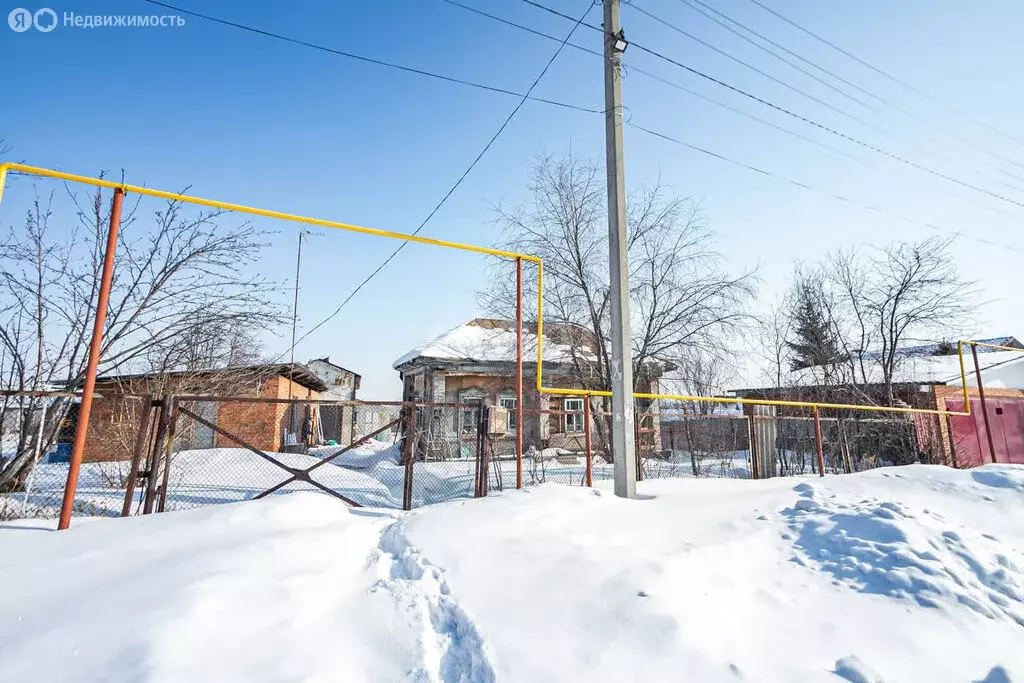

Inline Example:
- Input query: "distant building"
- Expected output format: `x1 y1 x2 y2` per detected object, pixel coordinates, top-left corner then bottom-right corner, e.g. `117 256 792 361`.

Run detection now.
393 318 666 459
82 364 327 462
306 357 361 444
306 358 361 400
731 336 1024 471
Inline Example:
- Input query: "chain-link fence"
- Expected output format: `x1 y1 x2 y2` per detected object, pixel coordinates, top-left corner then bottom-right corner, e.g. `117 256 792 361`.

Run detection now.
0 393 943 523
643 412 752 479
0 393 133 521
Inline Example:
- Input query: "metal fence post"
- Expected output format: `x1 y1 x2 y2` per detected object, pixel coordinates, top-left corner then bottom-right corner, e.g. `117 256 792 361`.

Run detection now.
121 396 155 517
58 186 124 530
143 396 171 515
479 406 491 497
633 412 644 482
813 407 825 477
584 397 593 487
401 405 417 511
746 414 758 480
515 257 524 489
156 397 179 513
971 343 999 465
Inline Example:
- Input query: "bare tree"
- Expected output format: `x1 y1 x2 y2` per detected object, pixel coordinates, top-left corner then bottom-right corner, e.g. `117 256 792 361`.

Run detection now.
0 179 285 492
480 152 757 454
786 236 975 407
766 236 975 471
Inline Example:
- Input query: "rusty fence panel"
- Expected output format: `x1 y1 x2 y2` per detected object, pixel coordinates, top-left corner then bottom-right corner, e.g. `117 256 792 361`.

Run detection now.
751 414 922 476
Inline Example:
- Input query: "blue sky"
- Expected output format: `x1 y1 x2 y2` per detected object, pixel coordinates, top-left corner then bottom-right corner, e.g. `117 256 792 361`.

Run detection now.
3 0 1024 398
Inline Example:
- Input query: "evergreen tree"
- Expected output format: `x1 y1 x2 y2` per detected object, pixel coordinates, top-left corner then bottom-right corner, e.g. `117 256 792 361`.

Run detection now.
787 284 841 370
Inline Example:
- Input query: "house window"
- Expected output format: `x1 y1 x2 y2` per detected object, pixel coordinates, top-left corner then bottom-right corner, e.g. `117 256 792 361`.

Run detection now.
564 398 584 433
461 403 480 435
499 396 517 431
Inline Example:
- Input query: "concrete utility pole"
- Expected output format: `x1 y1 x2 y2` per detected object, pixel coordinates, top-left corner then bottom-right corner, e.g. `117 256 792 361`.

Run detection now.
603 0 637 498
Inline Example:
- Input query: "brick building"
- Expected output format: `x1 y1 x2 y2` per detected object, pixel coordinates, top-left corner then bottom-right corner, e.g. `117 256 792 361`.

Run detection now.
82 364 327 462
393 319 666 458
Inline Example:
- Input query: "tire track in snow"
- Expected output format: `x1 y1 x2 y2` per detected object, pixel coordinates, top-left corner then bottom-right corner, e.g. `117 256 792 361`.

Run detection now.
372 521 496 682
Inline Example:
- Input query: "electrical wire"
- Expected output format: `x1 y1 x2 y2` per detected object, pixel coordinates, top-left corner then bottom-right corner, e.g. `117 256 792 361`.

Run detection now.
138 0 600 115
280 1 596 356
743 0 1024 151
675 0 1024 184
517 0 1024 211
674 0 879 114
446 0 864 163
460 0 1024 222
626 120 1021 254
627 2 1024 202
629 2 883 130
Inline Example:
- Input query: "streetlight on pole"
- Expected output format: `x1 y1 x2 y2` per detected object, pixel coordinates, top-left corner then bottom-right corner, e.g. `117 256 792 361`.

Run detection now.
603 0 637 498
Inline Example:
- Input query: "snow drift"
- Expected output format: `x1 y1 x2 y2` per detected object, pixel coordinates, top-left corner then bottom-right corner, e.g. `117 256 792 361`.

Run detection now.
2 464 1023 682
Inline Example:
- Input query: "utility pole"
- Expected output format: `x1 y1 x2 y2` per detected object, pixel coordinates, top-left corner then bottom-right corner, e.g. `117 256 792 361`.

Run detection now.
603 0 637 498
287 230 308 443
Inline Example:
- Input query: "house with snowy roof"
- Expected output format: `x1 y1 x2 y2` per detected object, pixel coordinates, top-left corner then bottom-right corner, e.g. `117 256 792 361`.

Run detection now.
393 318 666 458
731 336 1024 471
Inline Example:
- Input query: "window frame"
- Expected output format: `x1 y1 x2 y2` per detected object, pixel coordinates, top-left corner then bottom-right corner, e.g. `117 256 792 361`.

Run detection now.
460 403 480 435
498 396 517 431
564 398 585 434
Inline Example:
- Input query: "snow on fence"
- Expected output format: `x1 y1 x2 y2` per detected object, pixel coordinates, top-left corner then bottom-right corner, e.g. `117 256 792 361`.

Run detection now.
0 392 937 522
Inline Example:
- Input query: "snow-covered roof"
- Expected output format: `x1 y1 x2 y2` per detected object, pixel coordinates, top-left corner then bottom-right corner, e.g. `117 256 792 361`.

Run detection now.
307 357 361 379
741 349 1024 392
857 336 1021 360
393 319 595 369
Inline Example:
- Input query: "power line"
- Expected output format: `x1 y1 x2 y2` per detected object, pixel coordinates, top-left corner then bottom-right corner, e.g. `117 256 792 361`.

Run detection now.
626 120 1021 255
672 0 879 114
138 0 600 115
680 0 900 114
499 0 1022 218
743 0 1024 151
629 2 882 130
628 1 1024 201
626 43 1024 212
447 0 864 163
676 0 1024 183
283 2 596 354
517 0 1024 212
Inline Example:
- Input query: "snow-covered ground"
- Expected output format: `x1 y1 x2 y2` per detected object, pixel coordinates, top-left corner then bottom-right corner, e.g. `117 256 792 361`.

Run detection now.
2 464 1022 681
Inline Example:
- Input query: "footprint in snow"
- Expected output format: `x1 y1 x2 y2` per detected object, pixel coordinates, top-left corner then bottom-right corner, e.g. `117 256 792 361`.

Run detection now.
833 655 885 683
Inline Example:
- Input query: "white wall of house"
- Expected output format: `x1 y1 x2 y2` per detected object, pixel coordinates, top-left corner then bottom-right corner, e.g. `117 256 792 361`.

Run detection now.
307 359 359 400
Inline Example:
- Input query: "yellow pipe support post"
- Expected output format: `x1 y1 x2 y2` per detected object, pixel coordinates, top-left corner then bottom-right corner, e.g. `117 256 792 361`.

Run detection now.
0 162 977 418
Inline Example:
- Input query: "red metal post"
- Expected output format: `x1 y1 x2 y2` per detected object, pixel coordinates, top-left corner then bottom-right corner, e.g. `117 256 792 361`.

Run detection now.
746 414 758 480
634 413 644 481
584 397 593 487
515 257 524 489
401 406 417 511
971 344 999 465
813 407 825 477
58 187 124 530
